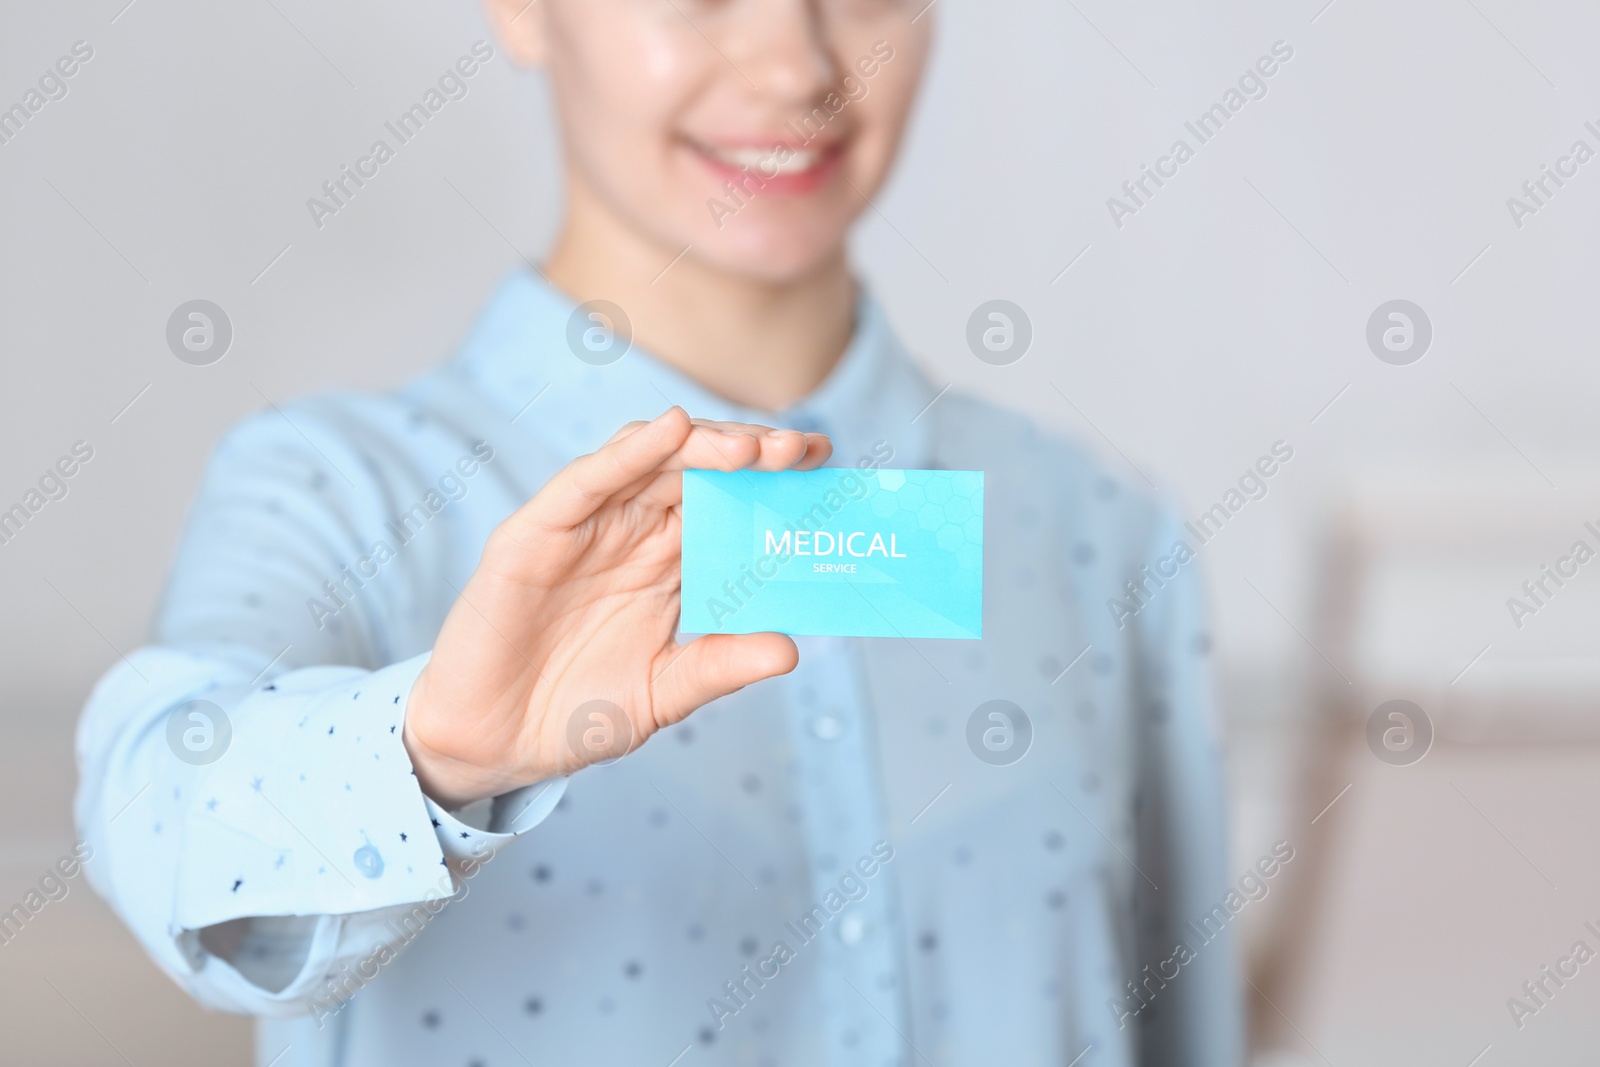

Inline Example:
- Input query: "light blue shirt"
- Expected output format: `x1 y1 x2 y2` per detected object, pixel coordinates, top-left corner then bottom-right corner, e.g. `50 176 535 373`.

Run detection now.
76 271 1241 1067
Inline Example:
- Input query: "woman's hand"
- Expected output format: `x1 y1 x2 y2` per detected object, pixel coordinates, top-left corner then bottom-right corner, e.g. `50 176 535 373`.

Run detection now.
402 407 831 809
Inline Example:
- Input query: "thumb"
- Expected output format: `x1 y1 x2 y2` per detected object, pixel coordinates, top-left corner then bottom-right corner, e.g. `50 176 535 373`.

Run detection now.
651 633 799 725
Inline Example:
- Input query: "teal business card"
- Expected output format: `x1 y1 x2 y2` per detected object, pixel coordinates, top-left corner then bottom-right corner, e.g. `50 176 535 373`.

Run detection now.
680 468 983 639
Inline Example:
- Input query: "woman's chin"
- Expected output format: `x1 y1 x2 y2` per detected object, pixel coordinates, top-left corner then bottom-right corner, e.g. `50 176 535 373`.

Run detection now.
689 216 848 285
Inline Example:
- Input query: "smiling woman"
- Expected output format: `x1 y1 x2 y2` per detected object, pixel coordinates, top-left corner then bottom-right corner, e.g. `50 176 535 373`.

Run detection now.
74 3 1241 1066
702 38 898 228
491 0 926 272
480 0 934 409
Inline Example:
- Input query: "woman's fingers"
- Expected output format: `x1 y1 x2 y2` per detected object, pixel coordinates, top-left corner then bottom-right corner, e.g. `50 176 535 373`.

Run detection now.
675 423 769 470
629 428 835 512
793 433 833 470
650 632 799 726
629 469 687 512
608 418 826 472
677 420 832 472
514 411 838 535
687 418 781 436
516 407 697 532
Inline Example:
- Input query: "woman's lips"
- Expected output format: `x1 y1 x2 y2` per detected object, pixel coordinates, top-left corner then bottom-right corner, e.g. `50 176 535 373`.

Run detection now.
687 138 845 197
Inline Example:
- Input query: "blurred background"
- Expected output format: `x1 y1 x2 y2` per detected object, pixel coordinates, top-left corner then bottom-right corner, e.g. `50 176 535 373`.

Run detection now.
3 0 1599 1063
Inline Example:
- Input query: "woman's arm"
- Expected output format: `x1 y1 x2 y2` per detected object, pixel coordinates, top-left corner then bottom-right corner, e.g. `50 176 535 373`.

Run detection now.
75 401 826 1016
73 403 559 1015
75 642 552 1016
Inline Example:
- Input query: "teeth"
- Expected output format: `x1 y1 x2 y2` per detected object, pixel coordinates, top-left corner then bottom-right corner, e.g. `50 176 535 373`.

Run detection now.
704 144 824 174
768 150 822 174
715 147 773 167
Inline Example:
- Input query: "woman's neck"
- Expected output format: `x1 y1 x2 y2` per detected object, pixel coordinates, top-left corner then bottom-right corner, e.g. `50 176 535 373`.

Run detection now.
542 179 856 413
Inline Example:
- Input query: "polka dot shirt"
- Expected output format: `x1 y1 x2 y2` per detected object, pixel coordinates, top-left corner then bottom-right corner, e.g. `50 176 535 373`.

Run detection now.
76 272 1240 1067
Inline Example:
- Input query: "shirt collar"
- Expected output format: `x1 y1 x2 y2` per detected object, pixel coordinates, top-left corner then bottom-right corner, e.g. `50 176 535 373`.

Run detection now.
452 269 937 470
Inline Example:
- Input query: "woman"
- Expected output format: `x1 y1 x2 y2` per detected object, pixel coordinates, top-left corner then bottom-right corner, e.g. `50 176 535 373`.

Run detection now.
78 2 1241 1064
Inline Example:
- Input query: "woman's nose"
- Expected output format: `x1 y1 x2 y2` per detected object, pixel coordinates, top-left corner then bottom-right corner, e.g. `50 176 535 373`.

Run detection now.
723 0 840 108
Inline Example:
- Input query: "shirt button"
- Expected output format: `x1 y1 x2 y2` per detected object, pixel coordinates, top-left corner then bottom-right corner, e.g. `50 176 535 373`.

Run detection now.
837 914 868 945
810 714 843 741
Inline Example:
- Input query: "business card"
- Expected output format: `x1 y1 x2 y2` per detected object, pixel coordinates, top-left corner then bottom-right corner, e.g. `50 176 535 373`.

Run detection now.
680 468 983 639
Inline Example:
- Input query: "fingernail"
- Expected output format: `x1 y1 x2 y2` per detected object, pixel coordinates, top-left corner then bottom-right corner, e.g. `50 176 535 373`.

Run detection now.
767 429 794 438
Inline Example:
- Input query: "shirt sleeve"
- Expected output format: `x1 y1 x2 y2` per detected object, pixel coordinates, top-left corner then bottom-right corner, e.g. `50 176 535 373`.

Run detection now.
73 404 566 1017
1129 507 1245 1067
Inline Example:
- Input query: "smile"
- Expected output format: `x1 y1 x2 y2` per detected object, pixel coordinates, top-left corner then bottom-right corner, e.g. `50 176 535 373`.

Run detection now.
699 143 828 175
685 136 846 197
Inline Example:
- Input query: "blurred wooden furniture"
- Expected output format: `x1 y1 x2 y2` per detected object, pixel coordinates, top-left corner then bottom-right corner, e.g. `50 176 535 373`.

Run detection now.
1249 476 1600 1066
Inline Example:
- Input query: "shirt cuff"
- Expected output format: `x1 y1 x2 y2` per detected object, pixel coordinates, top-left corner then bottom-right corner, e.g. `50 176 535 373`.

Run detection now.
173 653 442 929
424 778 568 868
